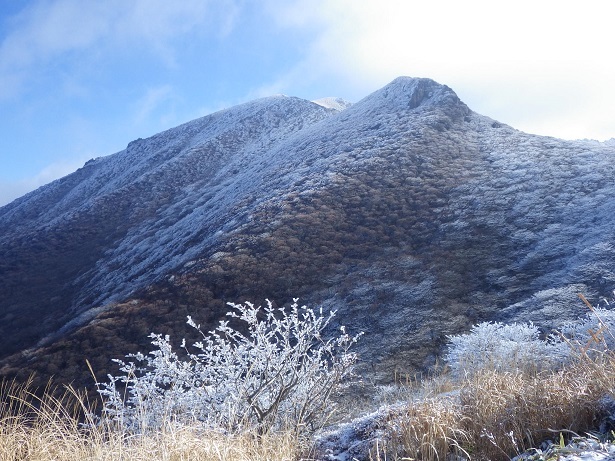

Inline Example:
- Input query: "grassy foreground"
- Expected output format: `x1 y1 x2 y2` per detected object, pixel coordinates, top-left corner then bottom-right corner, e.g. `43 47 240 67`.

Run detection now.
0 379 301 461
2 352 614 461
3 298 615 461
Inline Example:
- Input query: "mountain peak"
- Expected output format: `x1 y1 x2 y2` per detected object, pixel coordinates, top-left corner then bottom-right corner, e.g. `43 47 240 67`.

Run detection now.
361 76 469 115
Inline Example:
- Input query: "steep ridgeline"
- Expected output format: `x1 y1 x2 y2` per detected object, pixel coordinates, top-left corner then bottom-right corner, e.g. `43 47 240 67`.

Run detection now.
1 77 615 387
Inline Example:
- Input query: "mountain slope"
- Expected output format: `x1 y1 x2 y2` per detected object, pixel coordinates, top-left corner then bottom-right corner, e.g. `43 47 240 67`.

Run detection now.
0 95 336 358
1 77 614 387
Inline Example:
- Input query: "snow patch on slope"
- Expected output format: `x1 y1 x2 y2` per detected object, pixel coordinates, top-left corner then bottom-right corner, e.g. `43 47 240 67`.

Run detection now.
312 97 353 111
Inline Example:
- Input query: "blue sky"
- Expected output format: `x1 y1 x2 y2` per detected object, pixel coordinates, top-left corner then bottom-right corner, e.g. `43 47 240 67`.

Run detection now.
1 0 614 206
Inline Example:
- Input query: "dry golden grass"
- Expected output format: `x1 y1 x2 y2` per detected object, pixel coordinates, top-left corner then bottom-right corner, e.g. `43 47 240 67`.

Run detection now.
385 395 469 461
380 349 615 461
1 426 300 461
460 363 607 460
0 378 302 461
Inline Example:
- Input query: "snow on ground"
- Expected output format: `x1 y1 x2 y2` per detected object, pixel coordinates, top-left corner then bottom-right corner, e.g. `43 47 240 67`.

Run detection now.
314 402 407 461
513 438 615 461
312 97 353 111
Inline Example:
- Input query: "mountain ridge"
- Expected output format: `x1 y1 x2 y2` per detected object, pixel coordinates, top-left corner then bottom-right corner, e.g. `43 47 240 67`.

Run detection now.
2 77 615 387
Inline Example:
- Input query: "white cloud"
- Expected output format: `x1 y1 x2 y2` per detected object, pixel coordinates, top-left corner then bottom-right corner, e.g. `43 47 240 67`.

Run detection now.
265 0 615 140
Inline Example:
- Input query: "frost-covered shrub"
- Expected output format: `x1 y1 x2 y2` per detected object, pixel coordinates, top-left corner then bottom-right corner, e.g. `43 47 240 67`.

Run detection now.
445 297 615 378
98 299 361 435
444 321 569 377
558 306 615 356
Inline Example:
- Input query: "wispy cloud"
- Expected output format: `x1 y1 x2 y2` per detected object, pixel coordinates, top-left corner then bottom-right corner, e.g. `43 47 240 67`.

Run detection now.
132 85 177 126
0 0 234 100
0 158 89 207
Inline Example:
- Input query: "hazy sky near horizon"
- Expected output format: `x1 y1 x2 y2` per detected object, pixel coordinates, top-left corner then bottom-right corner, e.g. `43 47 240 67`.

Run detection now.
1 0 613 206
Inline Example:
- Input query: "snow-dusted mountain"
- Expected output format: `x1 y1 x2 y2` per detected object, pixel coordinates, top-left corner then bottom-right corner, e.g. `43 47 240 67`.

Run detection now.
1 77 615 387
